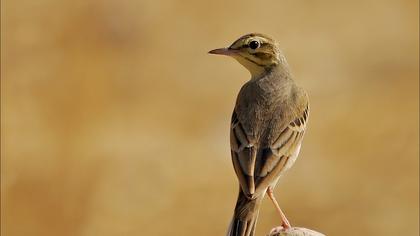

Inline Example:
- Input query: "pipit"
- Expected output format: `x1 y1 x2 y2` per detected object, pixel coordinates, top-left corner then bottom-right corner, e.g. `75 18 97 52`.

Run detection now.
209 33 309 236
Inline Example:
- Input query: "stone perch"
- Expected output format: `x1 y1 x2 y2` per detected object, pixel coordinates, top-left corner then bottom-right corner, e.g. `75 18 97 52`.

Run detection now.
267 226 325 236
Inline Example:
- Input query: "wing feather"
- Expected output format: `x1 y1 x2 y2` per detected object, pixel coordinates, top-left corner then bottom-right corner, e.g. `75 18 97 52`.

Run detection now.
230 104 309 198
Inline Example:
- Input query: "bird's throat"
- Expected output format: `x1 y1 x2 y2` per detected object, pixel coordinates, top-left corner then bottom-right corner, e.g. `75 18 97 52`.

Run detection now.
234 56 268 79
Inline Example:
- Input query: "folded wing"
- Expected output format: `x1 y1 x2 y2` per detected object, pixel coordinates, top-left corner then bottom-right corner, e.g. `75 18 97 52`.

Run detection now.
230 105 309 198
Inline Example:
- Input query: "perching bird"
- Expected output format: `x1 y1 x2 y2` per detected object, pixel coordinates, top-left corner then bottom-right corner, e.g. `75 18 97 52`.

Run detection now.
209 33 309 236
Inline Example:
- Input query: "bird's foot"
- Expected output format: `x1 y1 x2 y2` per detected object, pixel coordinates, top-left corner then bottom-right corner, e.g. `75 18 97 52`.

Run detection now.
281 218 291 229
269 222 291 235
269 226 286 235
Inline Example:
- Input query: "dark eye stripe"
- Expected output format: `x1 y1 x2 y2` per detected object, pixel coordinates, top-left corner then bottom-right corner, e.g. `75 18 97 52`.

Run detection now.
230 42 266 50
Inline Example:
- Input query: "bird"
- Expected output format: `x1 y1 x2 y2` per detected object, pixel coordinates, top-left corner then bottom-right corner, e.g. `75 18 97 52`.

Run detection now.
209 33 309 236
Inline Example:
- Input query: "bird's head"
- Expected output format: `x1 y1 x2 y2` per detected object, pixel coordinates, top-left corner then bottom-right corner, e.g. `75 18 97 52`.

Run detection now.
209 33 286 78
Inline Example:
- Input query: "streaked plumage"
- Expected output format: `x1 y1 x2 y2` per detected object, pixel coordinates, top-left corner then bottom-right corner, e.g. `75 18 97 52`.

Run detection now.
209 33 309 236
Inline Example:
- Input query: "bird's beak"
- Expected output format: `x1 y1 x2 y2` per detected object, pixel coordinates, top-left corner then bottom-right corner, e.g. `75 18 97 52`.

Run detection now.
208 48 238 56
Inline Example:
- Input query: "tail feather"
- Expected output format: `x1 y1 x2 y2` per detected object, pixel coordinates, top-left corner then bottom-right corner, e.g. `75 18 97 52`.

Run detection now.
227 190 263 236
229 217 257 236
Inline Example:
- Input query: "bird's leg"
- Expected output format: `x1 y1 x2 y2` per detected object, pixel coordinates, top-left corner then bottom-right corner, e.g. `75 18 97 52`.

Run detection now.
266 187 291 230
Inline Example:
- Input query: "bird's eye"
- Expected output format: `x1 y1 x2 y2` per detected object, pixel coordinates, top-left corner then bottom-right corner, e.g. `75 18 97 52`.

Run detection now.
249 40 260 50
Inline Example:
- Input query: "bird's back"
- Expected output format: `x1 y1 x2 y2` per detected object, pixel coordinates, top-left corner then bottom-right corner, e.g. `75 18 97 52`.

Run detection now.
234 72 307 147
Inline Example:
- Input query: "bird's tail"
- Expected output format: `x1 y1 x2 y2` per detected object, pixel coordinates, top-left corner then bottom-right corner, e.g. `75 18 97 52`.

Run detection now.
227 190 264 236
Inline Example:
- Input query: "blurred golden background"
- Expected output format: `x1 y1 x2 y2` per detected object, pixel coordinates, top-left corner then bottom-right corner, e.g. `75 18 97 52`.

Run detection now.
1 0 419 235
